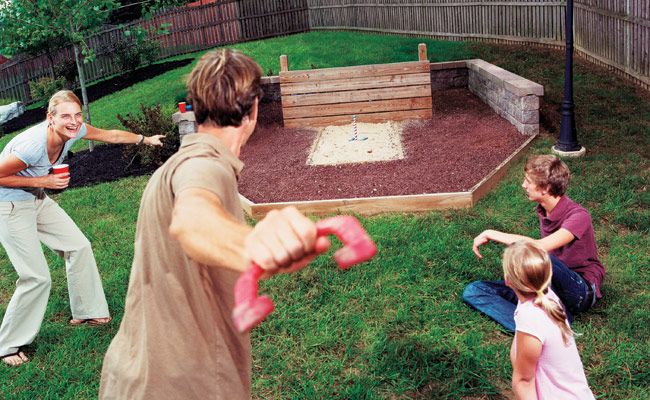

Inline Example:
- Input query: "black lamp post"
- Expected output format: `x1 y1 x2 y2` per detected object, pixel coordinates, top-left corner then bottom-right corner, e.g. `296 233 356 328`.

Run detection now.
553 0 585 156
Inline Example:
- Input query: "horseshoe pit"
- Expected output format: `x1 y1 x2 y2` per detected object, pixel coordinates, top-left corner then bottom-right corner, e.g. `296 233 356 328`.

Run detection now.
177 45 543 218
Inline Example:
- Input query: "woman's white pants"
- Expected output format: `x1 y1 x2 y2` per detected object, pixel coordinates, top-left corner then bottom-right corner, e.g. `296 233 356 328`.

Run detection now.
0 196 109 357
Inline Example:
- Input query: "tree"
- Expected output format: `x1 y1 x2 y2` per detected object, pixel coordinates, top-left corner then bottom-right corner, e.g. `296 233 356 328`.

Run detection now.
0 0 187 149
1 0 118 131
0 27 69 79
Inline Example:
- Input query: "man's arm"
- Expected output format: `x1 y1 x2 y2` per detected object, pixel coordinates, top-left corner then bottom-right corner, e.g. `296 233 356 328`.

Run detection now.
84 124 164 146
472 229 574 259
0 154 68 189
169 188 330 273
511 331 542 400
169 187 251 272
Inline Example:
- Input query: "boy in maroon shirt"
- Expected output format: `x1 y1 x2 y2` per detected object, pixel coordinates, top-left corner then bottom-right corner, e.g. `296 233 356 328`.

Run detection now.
462 154 605 332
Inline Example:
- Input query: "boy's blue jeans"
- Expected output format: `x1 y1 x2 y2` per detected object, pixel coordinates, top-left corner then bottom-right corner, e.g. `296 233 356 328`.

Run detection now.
462 256 596 332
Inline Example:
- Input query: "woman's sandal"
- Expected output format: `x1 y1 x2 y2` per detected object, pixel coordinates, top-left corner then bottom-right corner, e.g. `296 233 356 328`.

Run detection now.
69 317 112 326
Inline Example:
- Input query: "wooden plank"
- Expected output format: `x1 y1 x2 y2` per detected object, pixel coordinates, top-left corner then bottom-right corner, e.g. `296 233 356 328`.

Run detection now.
282 96 432 119
284 109 433 128
281 84 432 107
280 55 288 72
241 192 473 219
471 134 537 204
280 72 431 95
279 61 430 83
418 43 427 61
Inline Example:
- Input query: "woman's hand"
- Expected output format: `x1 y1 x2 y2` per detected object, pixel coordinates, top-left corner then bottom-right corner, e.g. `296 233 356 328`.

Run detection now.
40 173 70 189
84 124 165 146
144 135 165 146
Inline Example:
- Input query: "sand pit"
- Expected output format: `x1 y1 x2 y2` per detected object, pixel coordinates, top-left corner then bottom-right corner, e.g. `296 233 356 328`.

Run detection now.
307 121 405 166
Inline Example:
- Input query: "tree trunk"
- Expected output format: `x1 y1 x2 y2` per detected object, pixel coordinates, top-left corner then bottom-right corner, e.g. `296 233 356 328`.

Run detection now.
73 43 94 151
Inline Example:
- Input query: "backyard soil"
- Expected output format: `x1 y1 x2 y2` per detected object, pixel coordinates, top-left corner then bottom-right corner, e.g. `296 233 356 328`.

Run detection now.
56 88 529 201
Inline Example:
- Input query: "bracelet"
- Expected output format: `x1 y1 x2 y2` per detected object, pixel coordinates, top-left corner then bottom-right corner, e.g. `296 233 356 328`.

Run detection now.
137 134 145 146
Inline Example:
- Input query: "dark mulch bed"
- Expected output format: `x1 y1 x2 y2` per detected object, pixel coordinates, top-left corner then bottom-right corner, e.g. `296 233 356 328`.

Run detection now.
64 144 159 189
238 88 529 202
1 59 193 134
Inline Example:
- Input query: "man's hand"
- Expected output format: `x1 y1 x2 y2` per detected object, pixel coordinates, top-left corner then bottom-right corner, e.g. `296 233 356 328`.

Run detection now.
472 230 491 259
245 206 330 274
144 135 165 146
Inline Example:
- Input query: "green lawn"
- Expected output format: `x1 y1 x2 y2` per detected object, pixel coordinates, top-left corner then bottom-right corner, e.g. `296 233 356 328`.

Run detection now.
1 31 648 399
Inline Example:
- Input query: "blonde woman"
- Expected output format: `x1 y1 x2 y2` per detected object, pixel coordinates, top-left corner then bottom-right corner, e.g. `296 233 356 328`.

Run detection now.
0 90 163 366
504 241 595 399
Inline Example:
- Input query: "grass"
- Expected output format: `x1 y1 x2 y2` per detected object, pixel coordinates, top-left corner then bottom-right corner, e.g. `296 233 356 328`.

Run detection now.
1 31 649 399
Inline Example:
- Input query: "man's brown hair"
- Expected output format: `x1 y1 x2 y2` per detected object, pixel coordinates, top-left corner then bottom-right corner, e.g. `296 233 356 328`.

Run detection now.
524 154 570 196
187 48 263 127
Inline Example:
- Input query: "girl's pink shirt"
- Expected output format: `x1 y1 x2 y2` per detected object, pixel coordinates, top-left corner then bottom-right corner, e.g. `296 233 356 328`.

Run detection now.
513 290 595 400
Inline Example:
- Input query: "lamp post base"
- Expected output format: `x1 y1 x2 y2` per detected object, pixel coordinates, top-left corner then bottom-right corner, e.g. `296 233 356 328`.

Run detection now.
552 145 586 158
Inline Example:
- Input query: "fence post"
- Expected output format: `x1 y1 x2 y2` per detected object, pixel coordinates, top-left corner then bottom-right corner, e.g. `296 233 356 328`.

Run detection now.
624 0 631 74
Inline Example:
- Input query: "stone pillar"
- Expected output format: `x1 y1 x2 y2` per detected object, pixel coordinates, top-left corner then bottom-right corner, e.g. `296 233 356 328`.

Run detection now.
172 111 197 143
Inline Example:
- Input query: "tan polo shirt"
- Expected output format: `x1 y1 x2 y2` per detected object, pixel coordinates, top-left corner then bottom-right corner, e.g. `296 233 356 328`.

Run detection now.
99 134 250 400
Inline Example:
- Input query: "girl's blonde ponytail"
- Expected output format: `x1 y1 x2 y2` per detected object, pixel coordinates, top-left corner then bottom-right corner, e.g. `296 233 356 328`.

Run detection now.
503 241 575 345
534 288 575 344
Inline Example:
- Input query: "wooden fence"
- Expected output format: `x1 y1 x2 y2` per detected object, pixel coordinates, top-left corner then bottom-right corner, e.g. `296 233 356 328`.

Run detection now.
307 0 566 44
575 0 650 89
2 0 648 103
308 0 650 89
0 0 309 103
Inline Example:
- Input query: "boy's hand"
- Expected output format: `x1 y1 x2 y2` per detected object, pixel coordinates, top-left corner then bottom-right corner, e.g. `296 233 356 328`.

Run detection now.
245 206 330 274
472 231 490 259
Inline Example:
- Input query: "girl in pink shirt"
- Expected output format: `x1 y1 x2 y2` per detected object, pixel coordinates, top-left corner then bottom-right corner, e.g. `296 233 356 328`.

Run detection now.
504 241 595 400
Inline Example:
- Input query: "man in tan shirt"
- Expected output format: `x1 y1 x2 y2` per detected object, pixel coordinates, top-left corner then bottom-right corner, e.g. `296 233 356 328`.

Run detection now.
99 49 330 399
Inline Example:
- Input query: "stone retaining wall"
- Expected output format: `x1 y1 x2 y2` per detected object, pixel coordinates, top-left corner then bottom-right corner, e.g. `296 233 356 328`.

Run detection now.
465 59 543 135
429 59 543 135
430 61 468 91
260 76 281 102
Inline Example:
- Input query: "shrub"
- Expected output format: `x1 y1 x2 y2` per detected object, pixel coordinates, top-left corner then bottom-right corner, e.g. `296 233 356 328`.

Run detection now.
54 60 78 88
117 104 179 169
29 76 66 101
114 26 162 73
114 40 142 72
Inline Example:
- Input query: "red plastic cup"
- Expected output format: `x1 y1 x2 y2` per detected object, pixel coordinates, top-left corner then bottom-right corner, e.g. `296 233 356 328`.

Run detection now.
52 164 69 175
178 102 187 113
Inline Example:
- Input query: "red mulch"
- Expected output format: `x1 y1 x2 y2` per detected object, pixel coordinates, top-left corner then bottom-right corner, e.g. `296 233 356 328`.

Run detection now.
239 89 530 203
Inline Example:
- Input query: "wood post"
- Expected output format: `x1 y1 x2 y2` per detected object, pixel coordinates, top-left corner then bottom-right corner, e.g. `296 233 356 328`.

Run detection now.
418 43 427 61
280 55 288 72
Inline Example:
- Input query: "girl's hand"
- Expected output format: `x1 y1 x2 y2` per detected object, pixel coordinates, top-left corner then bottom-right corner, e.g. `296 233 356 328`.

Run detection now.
144 135 165 146
42 173 70 189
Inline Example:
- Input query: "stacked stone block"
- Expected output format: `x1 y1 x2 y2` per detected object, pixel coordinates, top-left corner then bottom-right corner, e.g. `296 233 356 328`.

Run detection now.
430 61 468 91
466 59 543 135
